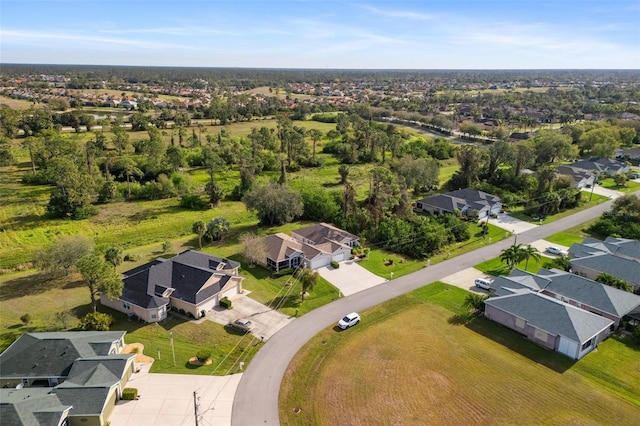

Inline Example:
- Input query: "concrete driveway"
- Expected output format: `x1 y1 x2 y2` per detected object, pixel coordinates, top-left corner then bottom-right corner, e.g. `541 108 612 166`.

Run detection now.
206 294 294 341
488 212 539 234
316 260 387 296
440 267 492 294
110 363 240 426
582 184 623 199
528 239 570 258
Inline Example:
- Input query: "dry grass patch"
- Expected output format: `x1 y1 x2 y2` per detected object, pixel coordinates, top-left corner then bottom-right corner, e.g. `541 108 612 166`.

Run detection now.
280 285 640 425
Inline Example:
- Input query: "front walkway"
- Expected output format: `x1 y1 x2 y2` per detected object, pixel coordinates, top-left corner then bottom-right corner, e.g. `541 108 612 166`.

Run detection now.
110 363 241 426
316 260 387 296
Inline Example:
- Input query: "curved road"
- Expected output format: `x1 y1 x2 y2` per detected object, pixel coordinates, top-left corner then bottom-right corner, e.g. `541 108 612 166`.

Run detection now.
232 192 637 425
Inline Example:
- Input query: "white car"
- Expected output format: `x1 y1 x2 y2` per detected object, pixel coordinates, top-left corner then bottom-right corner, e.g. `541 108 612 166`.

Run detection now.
338 312 360 329
545 246 567 256
475 278 492 290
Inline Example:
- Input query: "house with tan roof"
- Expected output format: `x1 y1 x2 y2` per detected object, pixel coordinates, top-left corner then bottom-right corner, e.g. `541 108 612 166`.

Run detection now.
263 223 359 271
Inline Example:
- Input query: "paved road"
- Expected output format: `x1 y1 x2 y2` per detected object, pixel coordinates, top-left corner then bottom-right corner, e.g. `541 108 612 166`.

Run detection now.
232 191 639 426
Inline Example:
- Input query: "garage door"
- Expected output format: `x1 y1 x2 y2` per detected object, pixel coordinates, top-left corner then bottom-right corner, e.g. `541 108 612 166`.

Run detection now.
558 336 578 359
332 252 346 262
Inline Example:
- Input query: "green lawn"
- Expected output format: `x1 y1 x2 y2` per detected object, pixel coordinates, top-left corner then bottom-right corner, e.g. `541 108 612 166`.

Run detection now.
280 282 640 425
599 177 640 193
475 254 547 276
544 217 599 246
507 193 609 225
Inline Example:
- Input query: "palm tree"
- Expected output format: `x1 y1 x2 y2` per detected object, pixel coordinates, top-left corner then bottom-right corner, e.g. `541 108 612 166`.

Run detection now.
206 217 230 242
297 267 318 301
522 245 541 270
192 221 206 249
104 247 123 267
500 243 525 270
463 293 488 314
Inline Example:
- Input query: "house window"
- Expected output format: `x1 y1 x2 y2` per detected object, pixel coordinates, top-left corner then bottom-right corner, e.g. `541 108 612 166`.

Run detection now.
534 329 548 341
151 313 157 319
581 339 593 351
514 317 525 329
122 302 130 310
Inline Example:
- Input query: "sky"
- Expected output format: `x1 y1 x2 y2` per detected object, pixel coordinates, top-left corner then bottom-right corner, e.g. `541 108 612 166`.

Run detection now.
1 0 639 69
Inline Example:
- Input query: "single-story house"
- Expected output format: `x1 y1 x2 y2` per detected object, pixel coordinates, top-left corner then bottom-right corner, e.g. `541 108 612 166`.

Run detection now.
0 332 135 426
484 290 614 360
568 158 630 176
263 223 359 272
101 250 243 322
556 165 595 189
490 268 640 329
1 388 72 426
415 188 501 219
567 237 640 291
615 147 640 165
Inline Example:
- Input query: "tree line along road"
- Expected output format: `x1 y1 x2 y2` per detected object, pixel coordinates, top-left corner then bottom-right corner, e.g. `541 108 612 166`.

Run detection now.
231 190 639 426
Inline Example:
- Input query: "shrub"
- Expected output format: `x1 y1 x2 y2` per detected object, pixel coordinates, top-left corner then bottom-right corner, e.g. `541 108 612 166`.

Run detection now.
20 313 31 325
219 297 232 309
272 267 294 278
79 312 114 331
122 388 138 400
330 260 340 269
180 194 207 210
196 350 211 363
123 253 140 262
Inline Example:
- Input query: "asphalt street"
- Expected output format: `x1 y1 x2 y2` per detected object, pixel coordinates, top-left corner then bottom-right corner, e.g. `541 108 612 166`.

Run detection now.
231 190 639 426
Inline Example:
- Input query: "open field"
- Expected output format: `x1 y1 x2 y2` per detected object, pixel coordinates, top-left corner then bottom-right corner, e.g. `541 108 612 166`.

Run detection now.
0 95 35 110
507 193 609 225
279 282 640 425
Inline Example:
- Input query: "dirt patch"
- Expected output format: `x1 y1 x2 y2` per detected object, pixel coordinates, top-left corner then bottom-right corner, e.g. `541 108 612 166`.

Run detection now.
122 343 155 363
188 357 213 366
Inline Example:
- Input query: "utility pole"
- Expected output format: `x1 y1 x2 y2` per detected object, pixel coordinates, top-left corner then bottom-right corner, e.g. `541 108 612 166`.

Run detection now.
193 391 200 426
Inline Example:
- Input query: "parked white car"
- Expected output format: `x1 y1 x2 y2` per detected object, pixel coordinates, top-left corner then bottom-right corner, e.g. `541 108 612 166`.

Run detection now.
545 246 568 256
474 278 492 290
338 312 360 329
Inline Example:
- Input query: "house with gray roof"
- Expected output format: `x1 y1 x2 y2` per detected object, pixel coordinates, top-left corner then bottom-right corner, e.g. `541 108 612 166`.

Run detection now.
567 237 640 290
0 332 135 426
568 158 630 176
1 388 72 426
484 291 614 360
556 165 595 189
489 269 640 329
263 224 358 272
415 188 501 219
101 249 243 322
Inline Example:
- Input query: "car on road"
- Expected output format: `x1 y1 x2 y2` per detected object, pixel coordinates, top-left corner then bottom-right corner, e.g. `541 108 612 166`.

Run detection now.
227 319 254 333
545 246 568 256
338 312 360 329
474 278 492 290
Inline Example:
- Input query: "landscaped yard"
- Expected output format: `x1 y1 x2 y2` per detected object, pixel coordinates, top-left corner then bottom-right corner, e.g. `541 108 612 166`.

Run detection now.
599 177 640 193
475 254 546 276
507 192 609 225
544 217 599 247
279 282 640 425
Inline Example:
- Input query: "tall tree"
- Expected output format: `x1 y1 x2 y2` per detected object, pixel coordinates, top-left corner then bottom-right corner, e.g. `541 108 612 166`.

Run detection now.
456 145 483 187
243 182 303 226
485 140 514 176
522 245 541 270
500 243 525 270
308 128 323 162
296 267 319 301
77 254 123 313
192 220 206 249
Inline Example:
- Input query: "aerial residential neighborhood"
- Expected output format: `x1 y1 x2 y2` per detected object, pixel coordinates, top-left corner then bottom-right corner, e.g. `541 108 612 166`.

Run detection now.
2 1 640 425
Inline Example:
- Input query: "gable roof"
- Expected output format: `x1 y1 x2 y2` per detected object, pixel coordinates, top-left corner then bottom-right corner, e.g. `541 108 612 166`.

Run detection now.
59 355 134 388
569 237 640 261
51 387 112 417
569 158 628 173
485 292 614 343
489 269 551 296
0 388 72 426
0 332 125 379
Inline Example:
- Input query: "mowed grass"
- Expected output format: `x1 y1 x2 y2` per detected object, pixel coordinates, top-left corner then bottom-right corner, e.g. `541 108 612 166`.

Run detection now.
599 177 640 193
545 218 599 247
279 283 640 425
475 255 547 276
507 192 609 225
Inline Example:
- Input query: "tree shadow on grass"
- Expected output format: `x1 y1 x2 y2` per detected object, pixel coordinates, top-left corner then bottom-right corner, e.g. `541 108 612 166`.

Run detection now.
465 316 576 373
487 267 510 276
448 312 474 325
0 272 63 301
268 294 301 311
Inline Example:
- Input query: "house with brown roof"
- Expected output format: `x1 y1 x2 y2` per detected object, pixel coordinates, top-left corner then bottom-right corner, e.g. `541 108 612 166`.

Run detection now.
263 223 359 271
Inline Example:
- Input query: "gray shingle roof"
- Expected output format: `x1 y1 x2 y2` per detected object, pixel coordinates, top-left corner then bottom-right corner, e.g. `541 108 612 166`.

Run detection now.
51 387 112 416
0 332 125 379
485 292 614 342
1 388 71 426
570 253 640 286
292 222 358 246
58 355 133 388
416 188 500 215
263 233 304 262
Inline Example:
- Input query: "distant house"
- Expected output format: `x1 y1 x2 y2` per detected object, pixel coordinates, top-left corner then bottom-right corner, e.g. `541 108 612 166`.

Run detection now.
568 158 630 176
415 188 501 220
556 165 595 189
119 99 137 110
100 250 243 322
0 332 135 426
262 223 358 272
615 147 640 165
484 290 614 360
568 237 640 291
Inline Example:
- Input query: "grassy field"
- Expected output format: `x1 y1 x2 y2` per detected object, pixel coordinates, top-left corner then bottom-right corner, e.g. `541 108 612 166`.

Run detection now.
507 192 609 225
279 282 640 425
0 95 35 110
